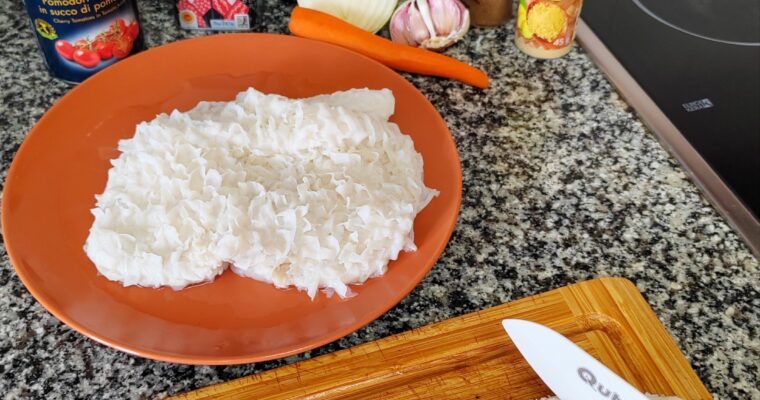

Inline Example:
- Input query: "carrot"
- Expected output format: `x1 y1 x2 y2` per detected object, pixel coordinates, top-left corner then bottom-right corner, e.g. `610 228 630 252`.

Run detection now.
288 7 490 89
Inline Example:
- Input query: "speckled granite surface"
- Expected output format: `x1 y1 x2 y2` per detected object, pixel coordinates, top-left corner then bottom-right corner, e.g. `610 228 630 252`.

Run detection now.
1 0 758 399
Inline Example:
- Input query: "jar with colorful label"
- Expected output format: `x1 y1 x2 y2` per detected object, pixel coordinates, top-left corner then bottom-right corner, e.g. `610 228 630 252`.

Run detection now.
515 0 583 59
23 0 144 83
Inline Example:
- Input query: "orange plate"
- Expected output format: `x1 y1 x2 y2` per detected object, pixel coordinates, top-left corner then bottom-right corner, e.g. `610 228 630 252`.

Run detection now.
2 34 462 365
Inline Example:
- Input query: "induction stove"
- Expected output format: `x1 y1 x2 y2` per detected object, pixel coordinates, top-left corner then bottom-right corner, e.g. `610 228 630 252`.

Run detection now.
578 0 760 255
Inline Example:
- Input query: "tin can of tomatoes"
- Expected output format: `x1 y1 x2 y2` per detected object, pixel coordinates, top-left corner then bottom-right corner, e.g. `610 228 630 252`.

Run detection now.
23 0 144 83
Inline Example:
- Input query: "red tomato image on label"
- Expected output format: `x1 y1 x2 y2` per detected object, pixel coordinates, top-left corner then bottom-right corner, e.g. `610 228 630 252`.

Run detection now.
112 36 133 59
73 49 101 68
74 39 90 50
116 18 128 35
58 17 139 70
55 40 75 60
127 21 139 41
94 41 114 60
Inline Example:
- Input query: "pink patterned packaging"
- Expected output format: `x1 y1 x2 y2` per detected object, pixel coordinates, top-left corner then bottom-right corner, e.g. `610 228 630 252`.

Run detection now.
177 0 263 31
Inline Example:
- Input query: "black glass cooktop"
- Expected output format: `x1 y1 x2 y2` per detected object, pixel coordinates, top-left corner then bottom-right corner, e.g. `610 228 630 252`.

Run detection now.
582 0 760 219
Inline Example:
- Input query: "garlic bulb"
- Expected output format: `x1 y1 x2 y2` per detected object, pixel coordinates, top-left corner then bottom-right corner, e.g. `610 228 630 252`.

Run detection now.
390 0 470 50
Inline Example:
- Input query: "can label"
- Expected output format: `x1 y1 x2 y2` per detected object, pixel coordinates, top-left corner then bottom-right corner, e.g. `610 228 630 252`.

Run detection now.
177 0 257 31
516 0 583 54
24 0 143 83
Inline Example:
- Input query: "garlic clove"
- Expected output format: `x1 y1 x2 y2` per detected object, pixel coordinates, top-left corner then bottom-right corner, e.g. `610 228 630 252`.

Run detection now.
414 0 439 39
428 0 460 36
407 2 433 45
420 0 469 50
390 0 432 47
390 3 414 45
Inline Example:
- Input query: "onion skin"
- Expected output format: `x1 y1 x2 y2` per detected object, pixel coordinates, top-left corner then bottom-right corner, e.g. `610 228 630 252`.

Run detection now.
297 0 398 33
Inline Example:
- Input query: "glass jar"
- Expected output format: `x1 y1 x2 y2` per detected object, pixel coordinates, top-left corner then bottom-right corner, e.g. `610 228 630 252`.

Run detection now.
515 0 583 59
462 0 513 27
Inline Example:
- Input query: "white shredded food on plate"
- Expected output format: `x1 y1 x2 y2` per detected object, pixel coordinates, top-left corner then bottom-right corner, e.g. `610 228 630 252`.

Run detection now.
84 88 438 298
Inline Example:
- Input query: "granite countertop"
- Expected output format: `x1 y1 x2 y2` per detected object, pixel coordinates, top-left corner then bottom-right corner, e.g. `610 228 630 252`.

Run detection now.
1 0 758 399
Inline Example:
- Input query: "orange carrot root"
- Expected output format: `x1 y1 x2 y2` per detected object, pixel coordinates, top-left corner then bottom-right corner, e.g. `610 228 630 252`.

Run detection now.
289 7 489 89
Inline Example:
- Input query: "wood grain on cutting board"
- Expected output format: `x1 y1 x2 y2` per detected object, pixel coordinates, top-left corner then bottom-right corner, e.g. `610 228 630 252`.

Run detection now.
174 277 711 399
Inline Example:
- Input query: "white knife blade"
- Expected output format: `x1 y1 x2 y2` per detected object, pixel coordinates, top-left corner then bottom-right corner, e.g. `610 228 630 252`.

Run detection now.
501 319 649 400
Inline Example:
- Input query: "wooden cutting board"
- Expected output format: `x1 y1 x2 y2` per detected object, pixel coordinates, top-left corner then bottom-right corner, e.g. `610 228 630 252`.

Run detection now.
173 277 711 399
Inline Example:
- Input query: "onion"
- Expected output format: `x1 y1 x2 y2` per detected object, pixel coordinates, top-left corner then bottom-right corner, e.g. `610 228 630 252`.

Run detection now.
297 0 398 33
